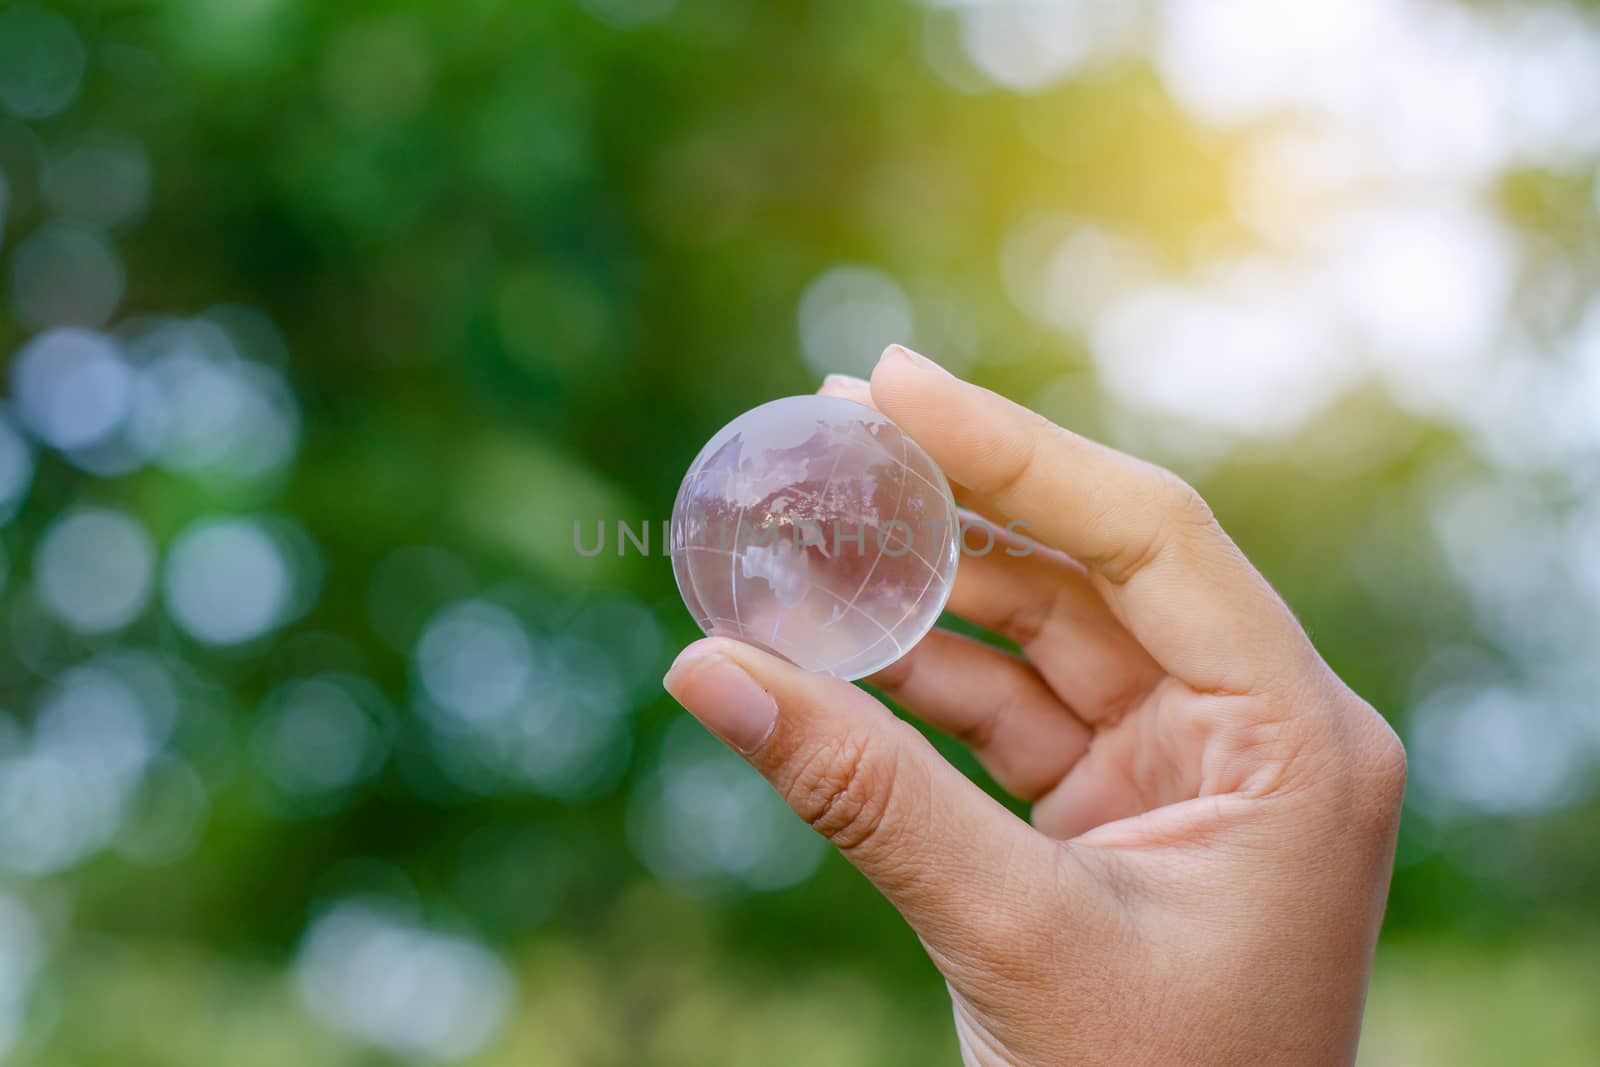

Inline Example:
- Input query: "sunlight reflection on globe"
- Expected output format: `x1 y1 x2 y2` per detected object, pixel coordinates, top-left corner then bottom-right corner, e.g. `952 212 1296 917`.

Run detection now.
670 395 959 680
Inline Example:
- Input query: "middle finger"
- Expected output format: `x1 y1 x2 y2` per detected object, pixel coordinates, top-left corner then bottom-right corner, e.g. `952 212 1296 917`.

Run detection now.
947 513 1165 724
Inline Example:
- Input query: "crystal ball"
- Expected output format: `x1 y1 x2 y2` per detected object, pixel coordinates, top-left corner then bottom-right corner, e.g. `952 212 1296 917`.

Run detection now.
670 395 959 680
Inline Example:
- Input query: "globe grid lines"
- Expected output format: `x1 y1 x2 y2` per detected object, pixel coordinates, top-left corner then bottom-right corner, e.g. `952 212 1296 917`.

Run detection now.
816 424 911 637
672 396 960 680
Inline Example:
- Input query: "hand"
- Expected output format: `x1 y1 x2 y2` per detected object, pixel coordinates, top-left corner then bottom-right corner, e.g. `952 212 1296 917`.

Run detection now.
663 345 1406 1066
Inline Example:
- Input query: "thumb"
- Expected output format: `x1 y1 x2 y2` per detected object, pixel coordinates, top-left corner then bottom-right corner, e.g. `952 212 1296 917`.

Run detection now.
663 637 1065 954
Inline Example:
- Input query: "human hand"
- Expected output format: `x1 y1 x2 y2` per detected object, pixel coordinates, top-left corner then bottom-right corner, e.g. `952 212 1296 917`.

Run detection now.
663 345 1407 1066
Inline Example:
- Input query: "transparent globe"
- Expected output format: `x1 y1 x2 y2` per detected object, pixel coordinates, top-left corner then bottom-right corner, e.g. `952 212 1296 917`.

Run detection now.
670 395 959 680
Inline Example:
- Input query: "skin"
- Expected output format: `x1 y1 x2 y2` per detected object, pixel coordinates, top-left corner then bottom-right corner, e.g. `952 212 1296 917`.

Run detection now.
664 344 1407 1066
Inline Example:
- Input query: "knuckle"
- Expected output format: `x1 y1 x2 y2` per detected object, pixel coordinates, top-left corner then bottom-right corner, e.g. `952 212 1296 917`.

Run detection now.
782 733 898 852
985 419 1046 500
1153 470 1215 530
1100 470 1215 584
1338 702 1408 824
953 694 1003 753
1367 718 1408 794
993 594 1051 647
868 648 918 691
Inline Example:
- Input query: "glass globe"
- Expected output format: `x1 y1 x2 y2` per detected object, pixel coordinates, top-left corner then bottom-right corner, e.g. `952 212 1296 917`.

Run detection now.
670 395 959 680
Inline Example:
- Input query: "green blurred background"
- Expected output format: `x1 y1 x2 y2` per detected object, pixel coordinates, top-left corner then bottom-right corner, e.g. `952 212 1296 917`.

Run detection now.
0 0 1597 1063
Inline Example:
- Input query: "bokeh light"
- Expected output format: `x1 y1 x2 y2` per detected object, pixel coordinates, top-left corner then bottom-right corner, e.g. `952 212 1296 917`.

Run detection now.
953 0 1140 92
415 599 533 723
294 901 513 1060
797 265 915 380
629 718 828 894
0 660 164 877
253 673 390 806
33 508 155 634
0 4 84 120
0 415 34 522
1411 685 1588 817
8 223 123 330
0 0 1594 1061
43 132 151 230
127 318 300 484
0 897 43 1057
10 328 132 452
413 597 634 800
163 517 300 646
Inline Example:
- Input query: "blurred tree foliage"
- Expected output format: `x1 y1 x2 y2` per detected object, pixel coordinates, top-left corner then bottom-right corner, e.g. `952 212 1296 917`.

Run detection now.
0 0 1597 1064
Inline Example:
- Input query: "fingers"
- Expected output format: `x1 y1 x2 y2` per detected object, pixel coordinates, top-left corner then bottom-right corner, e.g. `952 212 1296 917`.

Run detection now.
869 345 1317 695
663 637 1074 954
1029 708 1185 839
946 514 1164 722
819 373 874 405
820 374 1163 720
867 629 1091 800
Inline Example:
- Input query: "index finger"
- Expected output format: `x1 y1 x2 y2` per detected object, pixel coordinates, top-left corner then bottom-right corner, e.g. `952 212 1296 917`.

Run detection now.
869 344 1316 695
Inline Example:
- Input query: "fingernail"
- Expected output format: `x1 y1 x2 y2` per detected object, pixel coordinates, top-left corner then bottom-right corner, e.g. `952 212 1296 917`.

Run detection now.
663 643 779 754
881 343 951 377
821 373 869 394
